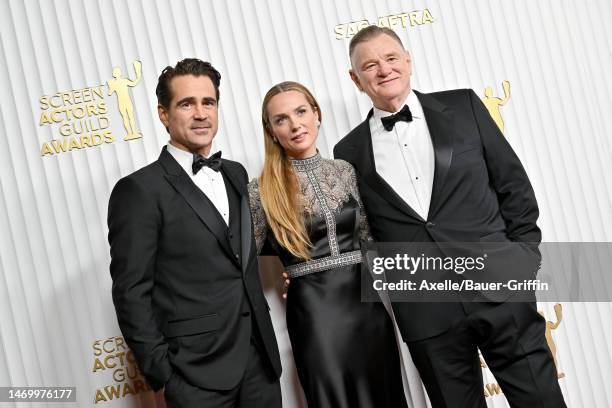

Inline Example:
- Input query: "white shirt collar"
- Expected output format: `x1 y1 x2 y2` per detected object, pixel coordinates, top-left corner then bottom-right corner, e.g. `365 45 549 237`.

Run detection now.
166 142 203 175
167 142 193 175
370 90 424 132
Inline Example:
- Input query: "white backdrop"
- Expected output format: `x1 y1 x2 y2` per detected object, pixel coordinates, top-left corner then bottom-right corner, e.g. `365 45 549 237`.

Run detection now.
1 0 611 407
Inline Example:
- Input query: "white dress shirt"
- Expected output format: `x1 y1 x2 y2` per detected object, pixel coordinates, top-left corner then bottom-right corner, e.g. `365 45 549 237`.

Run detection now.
167 142 230 225
369 91 435 220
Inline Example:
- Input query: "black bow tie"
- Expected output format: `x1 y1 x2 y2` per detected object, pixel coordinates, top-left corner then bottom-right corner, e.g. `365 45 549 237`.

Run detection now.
192 151 222 174
381 105 413 131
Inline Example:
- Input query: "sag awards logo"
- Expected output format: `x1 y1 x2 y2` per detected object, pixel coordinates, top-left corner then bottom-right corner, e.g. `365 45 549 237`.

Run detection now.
483 80 511 134
481 304 565 398
91 336 151 404
334 9 434 40
38 60 143 157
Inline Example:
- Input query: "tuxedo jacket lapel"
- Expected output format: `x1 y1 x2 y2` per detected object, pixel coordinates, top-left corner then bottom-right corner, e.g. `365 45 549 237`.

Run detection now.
220 163 252 275
415 91 455 219
159 148 238 266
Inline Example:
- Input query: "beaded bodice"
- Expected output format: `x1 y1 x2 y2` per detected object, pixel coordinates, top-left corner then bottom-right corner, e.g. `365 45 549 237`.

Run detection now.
248 153 371 277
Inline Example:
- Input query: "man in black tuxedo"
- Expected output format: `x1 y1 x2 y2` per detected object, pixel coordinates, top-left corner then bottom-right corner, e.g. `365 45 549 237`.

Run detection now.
108 59 282 407
334 26 566 407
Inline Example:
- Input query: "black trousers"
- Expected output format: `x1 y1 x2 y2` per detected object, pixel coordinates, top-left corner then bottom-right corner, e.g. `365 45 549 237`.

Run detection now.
407 301 566 408
164 340 281 408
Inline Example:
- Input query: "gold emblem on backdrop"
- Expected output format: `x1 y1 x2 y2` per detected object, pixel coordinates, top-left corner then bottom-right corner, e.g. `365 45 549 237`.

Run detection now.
334 9 434 40
482 80 511 134
480 303 566 398
38 59 143 157
107 60 143 141
540 303 565 379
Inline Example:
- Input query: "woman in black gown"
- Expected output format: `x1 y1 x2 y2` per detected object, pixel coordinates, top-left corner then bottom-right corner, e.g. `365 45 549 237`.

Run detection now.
248 81 407 408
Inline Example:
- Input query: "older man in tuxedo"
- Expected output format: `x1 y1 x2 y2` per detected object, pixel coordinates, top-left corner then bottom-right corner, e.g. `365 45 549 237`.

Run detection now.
334 26 566 408
108 58 281 408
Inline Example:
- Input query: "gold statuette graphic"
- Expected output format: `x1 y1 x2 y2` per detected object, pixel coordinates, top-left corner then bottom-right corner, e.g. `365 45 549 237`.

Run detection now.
108 60 142 141
539 303 565 379
483 80 510 134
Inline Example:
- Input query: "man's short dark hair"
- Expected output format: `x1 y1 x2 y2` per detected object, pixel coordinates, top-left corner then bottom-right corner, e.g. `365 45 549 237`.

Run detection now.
349 26 405 61
156 58 221 108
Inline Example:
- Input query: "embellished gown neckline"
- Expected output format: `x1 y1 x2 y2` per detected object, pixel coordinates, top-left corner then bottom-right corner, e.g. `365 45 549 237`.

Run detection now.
290 152 322 172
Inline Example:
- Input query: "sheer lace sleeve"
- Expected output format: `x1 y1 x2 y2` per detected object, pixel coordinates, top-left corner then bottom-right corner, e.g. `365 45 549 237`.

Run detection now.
338 160 373 243
247 179 268 253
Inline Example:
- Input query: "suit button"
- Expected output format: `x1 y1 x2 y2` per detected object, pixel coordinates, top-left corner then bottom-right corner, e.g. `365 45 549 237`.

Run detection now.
242 311 250 317
425 221 435 228
229 233 233 238
235 253 239 259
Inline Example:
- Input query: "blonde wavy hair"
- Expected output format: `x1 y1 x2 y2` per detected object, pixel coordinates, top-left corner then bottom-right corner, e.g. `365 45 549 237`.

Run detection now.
259 81 322 260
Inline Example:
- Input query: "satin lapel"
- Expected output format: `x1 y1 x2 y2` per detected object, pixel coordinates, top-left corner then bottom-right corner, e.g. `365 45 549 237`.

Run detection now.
349 112 425 221
220 162 252 275
416 91 454 219
159 149 236 262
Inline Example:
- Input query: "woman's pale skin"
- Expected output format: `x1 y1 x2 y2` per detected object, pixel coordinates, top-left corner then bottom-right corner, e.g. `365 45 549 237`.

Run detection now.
266 90 320 160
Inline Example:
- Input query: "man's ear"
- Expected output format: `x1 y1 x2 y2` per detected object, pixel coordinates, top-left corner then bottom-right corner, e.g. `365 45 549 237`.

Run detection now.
405 49 413 76
158 104 171 134
349 69 363 92
158 104 169 127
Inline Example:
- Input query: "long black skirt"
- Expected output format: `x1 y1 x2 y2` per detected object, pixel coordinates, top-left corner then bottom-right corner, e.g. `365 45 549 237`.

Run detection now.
286 263 408 408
